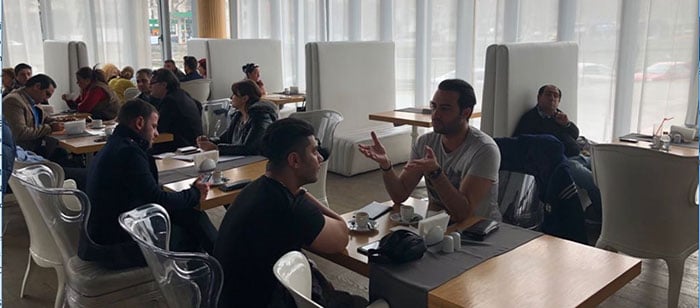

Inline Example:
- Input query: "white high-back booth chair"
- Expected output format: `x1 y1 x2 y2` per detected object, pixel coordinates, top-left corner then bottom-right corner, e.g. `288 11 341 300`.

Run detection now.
306 41 411 176
481 42 578 221
43 40 90 112
187 38 284 100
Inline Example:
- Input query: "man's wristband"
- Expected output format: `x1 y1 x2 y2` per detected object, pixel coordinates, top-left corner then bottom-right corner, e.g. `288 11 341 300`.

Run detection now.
427 167 442 180
380 161 392 172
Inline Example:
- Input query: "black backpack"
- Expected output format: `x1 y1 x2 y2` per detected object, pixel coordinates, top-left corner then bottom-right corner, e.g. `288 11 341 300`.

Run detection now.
368 230 427 264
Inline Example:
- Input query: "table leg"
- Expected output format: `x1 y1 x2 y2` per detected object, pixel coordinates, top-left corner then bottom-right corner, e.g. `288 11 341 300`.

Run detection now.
411 126 419 146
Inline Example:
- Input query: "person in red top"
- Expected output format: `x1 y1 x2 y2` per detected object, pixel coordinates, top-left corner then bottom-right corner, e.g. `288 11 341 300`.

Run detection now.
62 66 119 120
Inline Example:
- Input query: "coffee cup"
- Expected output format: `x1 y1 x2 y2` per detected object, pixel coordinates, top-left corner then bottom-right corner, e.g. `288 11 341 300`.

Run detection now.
400 205 415 223
212 171 222 184
442 235 455 253
104 126 114 136
92 119 103 128
355 211 370 230
289 86 299 94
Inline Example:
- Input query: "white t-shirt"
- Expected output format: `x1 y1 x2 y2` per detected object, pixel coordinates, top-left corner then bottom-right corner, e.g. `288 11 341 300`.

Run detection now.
412 126 502 221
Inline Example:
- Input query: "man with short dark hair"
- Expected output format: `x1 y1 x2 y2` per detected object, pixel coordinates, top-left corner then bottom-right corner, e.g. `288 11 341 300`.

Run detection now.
215 118 362 308
180 56 203 81
81 99 216 269
135 68 160 109
2 74 64 157
13 63 32 90
360 79 501 222
163 59 185 79
513 84 601 222
149 68 203 154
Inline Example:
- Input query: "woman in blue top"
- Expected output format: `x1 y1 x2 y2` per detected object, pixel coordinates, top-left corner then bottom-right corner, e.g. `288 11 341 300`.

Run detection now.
197 79 278 156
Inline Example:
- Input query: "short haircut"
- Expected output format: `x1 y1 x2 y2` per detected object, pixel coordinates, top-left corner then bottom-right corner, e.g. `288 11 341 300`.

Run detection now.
164 59 176 65
136 68 153 77
231 79 262 103
118 98 157 125
76 66 107 83
537 84 562 99
2 68 15 79
438 79 476 111
262 118 316 170
183 56 198 71
25 74 57 90
14 63 32 76
151 68 180 92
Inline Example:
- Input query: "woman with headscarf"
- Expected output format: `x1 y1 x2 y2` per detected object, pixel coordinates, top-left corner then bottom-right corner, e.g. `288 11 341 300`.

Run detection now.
197 79 277 155
61 66 120 120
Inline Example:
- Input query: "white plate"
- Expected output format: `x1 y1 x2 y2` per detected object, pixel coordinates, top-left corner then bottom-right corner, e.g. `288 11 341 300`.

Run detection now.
347 219 378 232
389 213 423 225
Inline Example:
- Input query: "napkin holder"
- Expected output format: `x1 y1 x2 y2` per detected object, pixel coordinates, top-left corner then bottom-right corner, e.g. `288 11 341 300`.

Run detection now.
193 150 220 171
417 212 450 246
670 125 697 142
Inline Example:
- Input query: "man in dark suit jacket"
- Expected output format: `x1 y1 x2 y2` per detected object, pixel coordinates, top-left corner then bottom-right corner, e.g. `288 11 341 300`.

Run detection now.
81 99 216 269
149 68 203 154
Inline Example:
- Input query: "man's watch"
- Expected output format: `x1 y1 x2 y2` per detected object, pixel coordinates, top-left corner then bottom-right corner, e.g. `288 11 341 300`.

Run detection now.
427 167 442 180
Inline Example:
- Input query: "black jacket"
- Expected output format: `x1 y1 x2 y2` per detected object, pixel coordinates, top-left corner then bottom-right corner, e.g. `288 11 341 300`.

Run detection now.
216 100 278 156
80 124 201 269
152 88 203 154
513 107 581 157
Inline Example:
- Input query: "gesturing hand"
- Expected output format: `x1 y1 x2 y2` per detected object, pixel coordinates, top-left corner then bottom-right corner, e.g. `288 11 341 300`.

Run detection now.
404 146 440 175
193 175 211 204
554 111 569 126
196 135 217 151
358 131 391 168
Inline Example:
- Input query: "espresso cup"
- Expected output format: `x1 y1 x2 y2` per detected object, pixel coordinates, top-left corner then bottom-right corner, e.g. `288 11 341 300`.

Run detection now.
400 205 415 223
290 86 299 94
212 171 222 183
355 211 370 230
92 119 103 128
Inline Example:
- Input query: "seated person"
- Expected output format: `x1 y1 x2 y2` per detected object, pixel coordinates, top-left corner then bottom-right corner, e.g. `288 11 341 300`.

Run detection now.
180 56 203 82
135 68 161 109
197 80 278 156
214 118 365 308
512 84 601 222
61 66 120 120
149 69 203 154
11 63 32 92
81 99 216 269
108 65 136 102
359 79 501 222
242 62 267 95
2 67 15 97
164 59 186 80
198 58 207 78
2 74 67 161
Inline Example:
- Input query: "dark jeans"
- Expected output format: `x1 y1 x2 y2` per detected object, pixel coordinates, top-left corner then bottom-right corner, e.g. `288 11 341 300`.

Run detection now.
169 207 218 254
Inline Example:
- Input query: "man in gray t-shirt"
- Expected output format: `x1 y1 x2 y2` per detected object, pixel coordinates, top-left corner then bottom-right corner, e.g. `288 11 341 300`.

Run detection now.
359 79 501 222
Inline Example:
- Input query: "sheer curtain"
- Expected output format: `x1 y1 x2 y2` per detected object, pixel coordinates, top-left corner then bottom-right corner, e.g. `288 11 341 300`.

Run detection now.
3 0 151 74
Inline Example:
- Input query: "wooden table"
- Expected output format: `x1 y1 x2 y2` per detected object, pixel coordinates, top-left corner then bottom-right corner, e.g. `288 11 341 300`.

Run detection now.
369 108 481 145
263 94 306 106
161 159 267 210
51 130 174 155
614 138 698 158
317 197 641 307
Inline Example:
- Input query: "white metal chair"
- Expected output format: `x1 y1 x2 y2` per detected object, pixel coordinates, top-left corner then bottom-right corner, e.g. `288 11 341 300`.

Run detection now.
273 251 389 308
181 79 212 103
124 87 141 101
12 165 165 307
9 161 65 308
290 110 343 206
591 144 699 308
119 203 224 308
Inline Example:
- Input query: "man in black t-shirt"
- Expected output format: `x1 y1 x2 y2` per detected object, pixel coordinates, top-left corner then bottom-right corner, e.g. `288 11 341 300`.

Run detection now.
214 118 361 308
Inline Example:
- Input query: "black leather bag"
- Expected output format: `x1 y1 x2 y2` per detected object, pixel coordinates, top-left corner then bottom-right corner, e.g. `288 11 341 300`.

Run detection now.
368 230 427 264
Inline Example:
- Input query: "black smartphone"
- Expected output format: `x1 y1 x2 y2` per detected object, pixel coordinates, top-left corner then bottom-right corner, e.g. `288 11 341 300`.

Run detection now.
357 240 380 255
355 202 392 220
462 219 499 241
219 179 252 192
619 137 638 143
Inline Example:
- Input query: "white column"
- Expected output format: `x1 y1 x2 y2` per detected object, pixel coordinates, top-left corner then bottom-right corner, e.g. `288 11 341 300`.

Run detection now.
612 0 642 137
455 0 475 82
348 0 361 41
379 0 393 42
270 0 282 40
229 0 239 38
503 0 519 42
415 0 430 106
557 0 577 41
159 0 173 62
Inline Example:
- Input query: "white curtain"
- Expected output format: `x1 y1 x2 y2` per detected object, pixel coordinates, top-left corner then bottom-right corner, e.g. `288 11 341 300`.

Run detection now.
3 0 151 75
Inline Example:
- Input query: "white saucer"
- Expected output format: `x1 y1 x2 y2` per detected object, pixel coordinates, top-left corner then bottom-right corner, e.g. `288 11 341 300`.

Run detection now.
389 213 423 225
348 219 378 232
90 125 105 129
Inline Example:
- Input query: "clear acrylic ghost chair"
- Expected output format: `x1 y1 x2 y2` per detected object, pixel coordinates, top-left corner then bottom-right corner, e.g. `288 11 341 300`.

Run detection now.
119 203 224 308
273 251 389 308
124 87 141 100
9 161 65 308
13 165 165 307
290 110 343 206
591 144 698 308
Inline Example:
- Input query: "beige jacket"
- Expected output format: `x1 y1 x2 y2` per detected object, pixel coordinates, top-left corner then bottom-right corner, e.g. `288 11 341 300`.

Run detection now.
2 88 52 151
